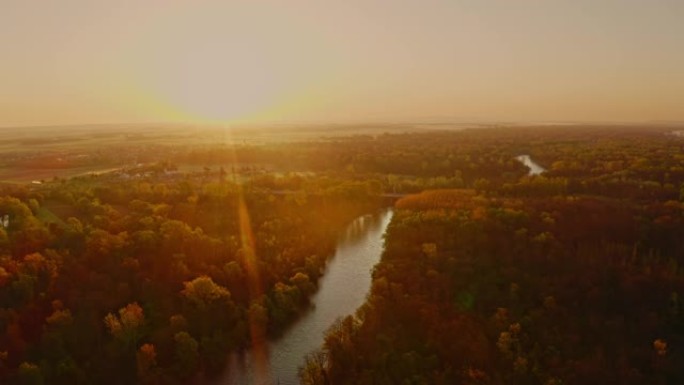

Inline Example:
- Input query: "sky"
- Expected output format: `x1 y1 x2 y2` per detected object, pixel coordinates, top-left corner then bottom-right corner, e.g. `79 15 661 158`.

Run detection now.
1 0 683 127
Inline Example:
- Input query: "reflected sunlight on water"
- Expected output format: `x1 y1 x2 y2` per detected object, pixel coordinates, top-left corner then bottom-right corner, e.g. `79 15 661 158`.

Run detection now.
215 209 393 385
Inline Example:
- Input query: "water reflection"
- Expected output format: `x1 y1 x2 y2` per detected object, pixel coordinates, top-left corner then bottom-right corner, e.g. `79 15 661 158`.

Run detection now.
215 209 393 385
337 211 385 248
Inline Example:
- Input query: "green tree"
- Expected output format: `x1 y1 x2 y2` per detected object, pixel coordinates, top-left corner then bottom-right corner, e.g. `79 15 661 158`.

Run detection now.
173 332 199 378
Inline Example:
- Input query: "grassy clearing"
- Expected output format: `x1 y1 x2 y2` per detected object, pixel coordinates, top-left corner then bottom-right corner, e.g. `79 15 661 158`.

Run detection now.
41 200 78 223
36 206 67 227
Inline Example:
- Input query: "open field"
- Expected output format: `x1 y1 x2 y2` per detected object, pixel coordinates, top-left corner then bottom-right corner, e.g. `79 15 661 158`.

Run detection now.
0 123 434 183
0 122 682 184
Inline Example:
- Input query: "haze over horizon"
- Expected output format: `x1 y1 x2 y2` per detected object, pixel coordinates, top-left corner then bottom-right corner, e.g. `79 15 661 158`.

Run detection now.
2 0 683 127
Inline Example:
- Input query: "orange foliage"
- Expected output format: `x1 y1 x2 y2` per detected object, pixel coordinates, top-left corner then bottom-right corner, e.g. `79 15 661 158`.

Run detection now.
395 189 478 211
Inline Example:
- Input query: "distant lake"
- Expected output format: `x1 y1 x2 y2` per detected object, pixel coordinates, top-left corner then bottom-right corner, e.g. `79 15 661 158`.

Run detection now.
516 154 546 176
213 210 393 385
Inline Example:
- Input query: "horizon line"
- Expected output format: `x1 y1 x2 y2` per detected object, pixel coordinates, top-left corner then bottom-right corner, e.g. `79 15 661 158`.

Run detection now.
2 119 684 130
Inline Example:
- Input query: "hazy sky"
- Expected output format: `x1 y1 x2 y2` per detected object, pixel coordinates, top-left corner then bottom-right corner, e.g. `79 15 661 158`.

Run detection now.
2 0 683 126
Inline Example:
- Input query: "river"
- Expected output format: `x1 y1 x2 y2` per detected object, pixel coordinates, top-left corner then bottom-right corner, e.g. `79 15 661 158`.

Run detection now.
214 209 394 385
516 154 546 175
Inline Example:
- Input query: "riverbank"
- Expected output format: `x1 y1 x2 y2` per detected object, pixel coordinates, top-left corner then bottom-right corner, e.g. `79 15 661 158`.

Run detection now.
213 209 393 385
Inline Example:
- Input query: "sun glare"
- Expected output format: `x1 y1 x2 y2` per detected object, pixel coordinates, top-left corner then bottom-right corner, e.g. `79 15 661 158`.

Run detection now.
128 5 321 124
149 47 290 122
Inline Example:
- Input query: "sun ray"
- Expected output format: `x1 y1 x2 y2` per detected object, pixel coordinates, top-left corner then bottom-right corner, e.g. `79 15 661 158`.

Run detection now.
221 127 271 384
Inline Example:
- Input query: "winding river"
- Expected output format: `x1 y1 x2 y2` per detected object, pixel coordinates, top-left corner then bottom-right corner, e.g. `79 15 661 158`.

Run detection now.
214 209 394 385
516 154 546 175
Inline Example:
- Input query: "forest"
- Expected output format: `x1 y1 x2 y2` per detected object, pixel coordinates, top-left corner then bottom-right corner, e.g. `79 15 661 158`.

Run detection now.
0 125 683 384
0 165 382 384
303 126 684 385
